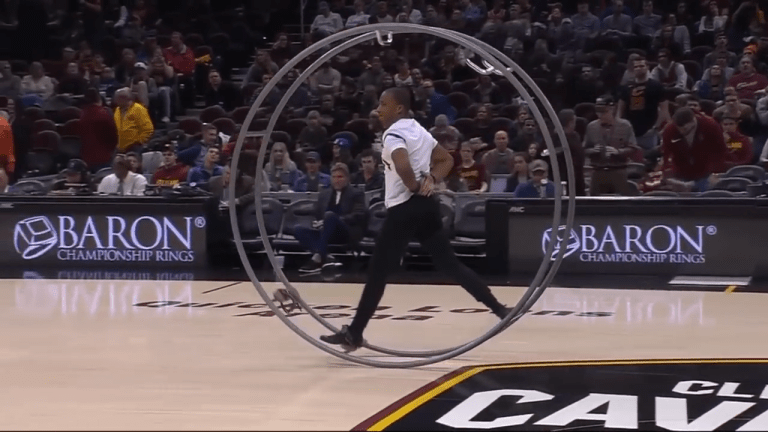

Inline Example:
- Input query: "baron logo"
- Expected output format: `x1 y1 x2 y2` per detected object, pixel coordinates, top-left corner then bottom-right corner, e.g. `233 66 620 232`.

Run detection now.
541 224 717 264
354 359 768 431
13 215 206 263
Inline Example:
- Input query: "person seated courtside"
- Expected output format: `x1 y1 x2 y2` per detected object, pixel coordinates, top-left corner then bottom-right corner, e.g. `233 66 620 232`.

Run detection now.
97 154 147 196
50 159 93 194
294 163 367 273
293 151 331 192
513 159 555 198
351 149 384 191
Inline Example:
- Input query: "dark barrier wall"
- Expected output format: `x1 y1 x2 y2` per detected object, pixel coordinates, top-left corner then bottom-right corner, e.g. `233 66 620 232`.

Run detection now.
0 196 208 268
497 198 768 277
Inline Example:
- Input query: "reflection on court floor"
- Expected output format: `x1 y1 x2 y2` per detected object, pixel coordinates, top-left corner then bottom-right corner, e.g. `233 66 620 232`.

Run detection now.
1 279 763 429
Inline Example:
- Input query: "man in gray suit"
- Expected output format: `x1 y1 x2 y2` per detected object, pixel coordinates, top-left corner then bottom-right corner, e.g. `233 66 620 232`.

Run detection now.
295 163 367 273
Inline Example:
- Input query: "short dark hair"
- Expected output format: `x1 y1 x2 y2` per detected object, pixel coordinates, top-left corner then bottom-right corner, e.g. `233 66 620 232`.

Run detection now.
558 108 575 126
384 87 412 112
673 107 696 127
202 123 217 133
359 149 375 159
83 87 101 105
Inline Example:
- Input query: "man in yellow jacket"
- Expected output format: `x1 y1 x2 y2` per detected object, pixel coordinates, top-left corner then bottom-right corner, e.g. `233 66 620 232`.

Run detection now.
113 88 154 153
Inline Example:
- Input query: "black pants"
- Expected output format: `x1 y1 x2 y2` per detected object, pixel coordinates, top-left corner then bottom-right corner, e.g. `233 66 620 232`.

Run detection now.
348 195 505 336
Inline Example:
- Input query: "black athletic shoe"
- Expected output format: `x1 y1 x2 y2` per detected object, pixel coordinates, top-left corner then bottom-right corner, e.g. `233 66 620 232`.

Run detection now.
319 325 364 352
322 255 342 268
299 260 323 273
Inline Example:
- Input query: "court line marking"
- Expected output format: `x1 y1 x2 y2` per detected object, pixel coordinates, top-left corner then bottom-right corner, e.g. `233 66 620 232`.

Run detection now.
725 285 737 293
202 282 243 294
355 358 768 431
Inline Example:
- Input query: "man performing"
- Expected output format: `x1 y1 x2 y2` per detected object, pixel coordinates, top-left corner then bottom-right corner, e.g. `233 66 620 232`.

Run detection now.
320 88 511 351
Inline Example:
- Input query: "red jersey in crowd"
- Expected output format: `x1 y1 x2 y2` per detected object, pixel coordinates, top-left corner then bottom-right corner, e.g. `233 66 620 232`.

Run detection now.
727 72 768 100
152 162 190 187
724 130 753 167
457 162 486 191
163 46 196 76
661 114 729 181
79 104 118 168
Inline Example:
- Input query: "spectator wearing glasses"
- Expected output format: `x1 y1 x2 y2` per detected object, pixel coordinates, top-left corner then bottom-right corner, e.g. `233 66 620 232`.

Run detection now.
295 163 367 273
728 56 768 100
152 144 189 187
97 154 148 196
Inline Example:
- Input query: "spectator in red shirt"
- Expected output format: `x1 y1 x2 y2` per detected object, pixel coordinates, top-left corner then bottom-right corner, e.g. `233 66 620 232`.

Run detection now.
661 107 728 192
79 88 118 171
163 32 196 76
152 144 189 187
163 32 196 111
720 116 754 167
455 141 487 192
727 56 768 100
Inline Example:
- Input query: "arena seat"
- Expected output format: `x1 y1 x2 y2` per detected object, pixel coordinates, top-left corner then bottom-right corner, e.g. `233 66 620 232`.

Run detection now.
212 117 237 136
643 190 679 197
627 162 646 181
724 165 765 183
450 199 486 254
59 135 82 160
200 105 228 124
25 150 56 176
699 189 739 197
58 119 81 137
712 177 752 192
93 167 114 186
359 201 386 253
273 199 316 252
239 198 284 250
8 179 47 195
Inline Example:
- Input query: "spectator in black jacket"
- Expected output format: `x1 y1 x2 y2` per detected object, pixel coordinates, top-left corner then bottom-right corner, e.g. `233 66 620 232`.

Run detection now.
204 69 242 112
351 149 384 191
294 163 367 273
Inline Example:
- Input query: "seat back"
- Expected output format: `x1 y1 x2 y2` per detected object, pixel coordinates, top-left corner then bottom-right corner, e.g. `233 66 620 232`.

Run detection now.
699 189 737 197
280 199 317 236
25 151 55 176
59 135 82 160
141 151 164 176
454 199 486 239
439 200 455 231
240 198 284 236
8 180 47 195
489 174 507 192
712 177 751 192
724 165 765 183
366 201 387 237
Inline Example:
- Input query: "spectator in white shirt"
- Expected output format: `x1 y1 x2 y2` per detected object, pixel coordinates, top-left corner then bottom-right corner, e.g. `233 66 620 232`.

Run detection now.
311 1 344 40
20 62 55 106
345 0 370 28
97 154 148 196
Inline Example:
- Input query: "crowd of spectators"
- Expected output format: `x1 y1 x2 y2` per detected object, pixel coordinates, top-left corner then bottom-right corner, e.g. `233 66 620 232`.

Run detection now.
2 0 768 260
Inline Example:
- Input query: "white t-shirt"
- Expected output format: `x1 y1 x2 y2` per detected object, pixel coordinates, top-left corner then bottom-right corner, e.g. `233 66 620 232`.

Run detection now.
381 118 437 208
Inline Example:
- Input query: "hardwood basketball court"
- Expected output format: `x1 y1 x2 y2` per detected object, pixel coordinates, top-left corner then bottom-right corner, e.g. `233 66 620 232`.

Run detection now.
3 278 767 430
